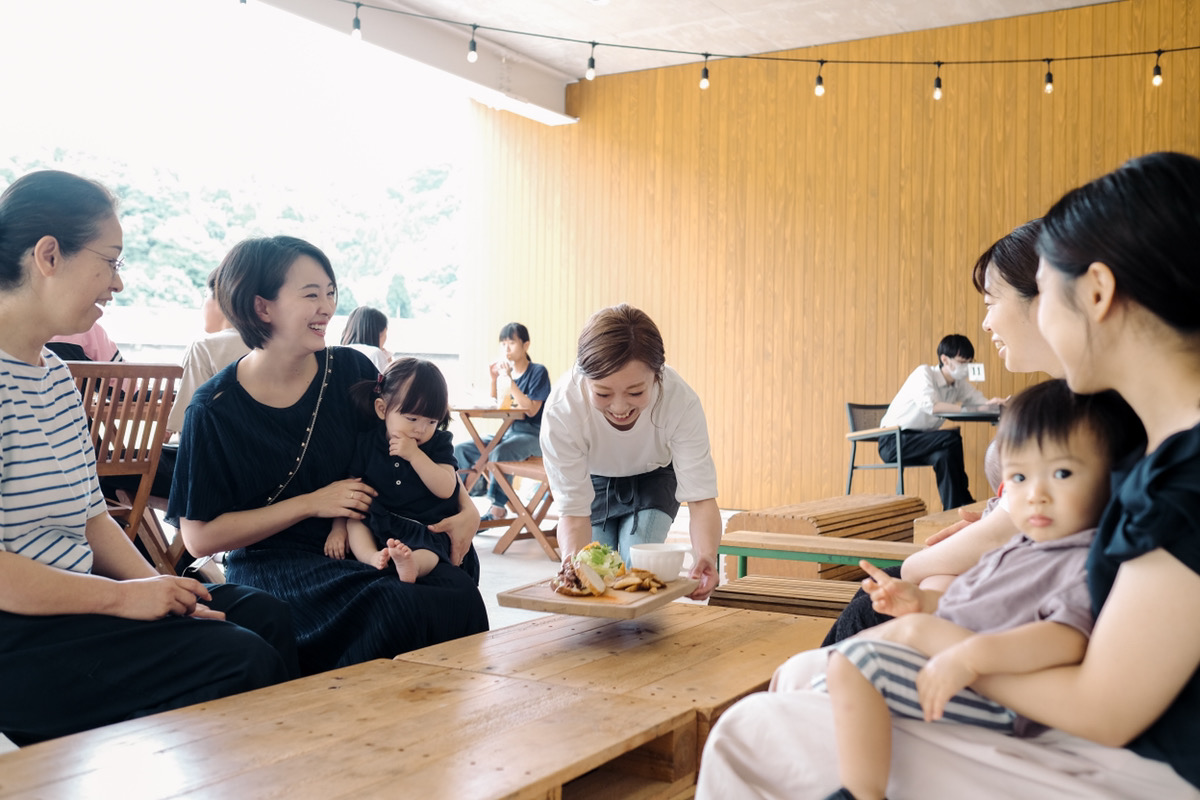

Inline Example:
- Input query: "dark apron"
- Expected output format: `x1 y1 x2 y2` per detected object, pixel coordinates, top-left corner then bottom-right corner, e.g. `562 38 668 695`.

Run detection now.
589 463 680 529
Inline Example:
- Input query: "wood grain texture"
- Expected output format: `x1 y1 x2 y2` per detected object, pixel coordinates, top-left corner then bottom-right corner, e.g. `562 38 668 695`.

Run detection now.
462 0 1199 511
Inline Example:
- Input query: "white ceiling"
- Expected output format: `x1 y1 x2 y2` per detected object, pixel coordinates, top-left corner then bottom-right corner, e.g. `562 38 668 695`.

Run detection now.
263 0 1114 123
385 0 1108 78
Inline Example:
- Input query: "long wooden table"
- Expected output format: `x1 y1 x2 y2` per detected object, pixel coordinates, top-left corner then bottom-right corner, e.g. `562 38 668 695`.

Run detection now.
398 602 832 754
0 660 696 799
0 605 832 799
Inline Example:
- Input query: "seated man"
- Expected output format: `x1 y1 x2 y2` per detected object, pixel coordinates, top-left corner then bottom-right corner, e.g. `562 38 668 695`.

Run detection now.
879 334 1000 510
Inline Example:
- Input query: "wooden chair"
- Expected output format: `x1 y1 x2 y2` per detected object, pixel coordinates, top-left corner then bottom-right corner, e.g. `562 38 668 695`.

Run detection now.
67 361 185 576
488 457 559 560
845 402 935 495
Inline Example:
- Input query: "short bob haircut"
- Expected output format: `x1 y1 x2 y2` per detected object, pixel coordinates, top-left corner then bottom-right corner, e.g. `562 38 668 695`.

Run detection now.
216 236 337 350
0 170 117 291
1038 151 1200 335
348 356 451 429
342 306 388 348
995 378 1143 465
972 218 1043 301
936 334 975 363
498 322 530 344
576 304 665 382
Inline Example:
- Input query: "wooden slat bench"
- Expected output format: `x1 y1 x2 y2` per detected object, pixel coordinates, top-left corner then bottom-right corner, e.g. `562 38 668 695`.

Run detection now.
711 530 923 618
912 499 989 545
722 494 926 582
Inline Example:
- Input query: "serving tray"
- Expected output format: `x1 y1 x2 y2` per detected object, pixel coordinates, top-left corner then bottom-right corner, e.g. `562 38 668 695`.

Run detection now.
497 577 700 619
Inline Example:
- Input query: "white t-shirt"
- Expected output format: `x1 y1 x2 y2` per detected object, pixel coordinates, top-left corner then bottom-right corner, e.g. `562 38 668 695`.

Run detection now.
880 364 990 430
344 343 389 373
168 328 251 433
0 348 105 573
540 364 718 517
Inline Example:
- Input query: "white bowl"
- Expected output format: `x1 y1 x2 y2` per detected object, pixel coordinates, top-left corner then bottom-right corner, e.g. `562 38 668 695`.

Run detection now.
628 543 692 580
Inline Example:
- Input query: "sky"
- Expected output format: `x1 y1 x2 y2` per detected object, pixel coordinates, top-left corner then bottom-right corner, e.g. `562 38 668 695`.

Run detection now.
0 0 473 188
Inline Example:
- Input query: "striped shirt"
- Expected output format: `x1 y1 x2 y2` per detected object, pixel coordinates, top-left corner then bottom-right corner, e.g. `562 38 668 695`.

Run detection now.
0 348 103 573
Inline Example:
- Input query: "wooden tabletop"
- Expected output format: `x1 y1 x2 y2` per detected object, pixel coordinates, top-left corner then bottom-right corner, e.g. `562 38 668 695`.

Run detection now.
0 659 697 800
397 603 830 720
451 407 526 418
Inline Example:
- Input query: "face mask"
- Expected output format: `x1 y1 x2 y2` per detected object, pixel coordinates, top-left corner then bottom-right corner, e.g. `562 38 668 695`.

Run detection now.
946 360 970 381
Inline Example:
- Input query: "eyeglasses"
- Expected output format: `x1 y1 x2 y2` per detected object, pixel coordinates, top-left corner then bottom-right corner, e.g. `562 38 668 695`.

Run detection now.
82 246 125 274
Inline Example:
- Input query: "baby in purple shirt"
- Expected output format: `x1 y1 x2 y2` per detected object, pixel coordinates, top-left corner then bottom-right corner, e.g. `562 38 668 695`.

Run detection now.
817 379 1144 800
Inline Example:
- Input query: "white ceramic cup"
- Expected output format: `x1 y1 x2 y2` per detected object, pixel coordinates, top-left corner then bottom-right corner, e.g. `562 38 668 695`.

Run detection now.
628 543 693 580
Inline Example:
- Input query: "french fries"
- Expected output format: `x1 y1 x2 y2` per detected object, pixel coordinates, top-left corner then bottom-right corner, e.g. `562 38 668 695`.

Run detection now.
609 567 669 593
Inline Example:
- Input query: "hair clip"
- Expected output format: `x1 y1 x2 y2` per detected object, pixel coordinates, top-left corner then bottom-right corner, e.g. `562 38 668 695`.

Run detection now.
374 374 384 394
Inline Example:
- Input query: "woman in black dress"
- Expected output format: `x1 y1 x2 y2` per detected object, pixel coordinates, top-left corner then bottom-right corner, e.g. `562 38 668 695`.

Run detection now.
168 236 487 675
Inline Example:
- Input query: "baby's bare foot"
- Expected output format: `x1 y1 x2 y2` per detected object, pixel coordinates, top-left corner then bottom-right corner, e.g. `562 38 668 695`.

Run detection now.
371 549 391 570
388 539 418 583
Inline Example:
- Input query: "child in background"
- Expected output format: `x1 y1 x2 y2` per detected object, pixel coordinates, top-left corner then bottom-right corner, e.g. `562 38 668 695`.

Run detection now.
818 379 1143 800
324 357 461 583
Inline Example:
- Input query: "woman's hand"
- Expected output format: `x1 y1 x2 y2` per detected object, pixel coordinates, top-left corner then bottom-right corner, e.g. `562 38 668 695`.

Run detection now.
308 478 377 520
114 575 212 620
688 554 719 601
860 560 926 616
428 493 479 567
190 603 227 621
924 508 984 546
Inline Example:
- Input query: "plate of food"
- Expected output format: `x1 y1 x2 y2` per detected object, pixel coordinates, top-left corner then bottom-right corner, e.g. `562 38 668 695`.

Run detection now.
496 543 699 619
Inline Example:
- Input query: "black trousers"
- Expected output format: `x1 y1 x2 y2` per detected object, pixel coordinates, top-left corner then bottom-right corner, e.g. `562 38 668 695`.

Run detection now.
878 428 974 511
0 583 299 746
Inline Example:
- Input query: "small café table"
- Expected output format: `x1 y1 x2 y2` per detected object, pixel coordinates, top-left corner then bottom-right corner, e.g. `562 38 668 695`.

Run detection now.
935 408 1001 425
452 406 527 493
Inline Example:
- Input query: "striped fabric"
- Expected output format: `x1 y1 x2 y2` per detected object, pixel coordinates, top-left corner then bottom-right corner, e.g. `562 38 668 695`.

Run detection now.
812 639 1016 732
0 349 104 574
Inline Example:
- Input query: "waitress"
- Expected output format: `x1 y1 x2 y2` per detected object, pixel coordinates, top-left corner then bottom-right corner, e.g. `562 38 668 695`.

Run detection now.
540 304 720 600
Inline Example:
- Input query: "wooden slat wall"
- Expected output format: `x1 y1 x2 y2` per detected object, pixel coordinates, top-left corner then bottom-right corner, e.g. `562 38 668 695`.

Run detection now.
461 0 1199 513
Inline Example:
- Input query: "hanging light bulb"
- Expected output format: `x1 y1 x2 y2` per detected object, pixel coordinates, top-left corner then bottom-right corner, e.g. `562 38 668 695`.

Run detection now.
699 54 710 90
467 25 478 63
586 42 596 80
1152 50 1164 86
931 62 943 100
814 60 825 97
351 3 362 40
1044 59 1054 94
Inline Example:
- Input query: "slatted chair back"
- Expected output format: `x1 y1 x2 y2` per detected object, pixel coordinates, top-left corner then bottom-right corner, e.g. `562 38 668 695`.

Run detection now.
844 401 919 495
66 361 184 574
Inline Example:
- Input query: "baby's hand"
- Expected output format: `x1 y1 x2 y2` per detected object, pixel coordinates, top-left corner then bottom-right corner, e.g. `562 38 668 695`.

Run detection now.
324 527 347 559
860 560 923 617
916 645 979 722
389 436 420 461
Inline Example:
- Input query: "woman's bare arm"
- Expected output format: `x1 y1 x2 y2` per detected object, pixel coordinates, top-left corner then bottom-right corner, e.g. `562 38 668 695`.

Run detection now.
976 549 1200 746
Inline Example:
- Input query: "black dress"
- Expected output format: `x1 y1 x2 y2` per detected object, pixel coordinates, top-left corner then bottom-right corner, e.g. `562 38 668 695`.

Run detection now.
1086 420 1200 790
168 347 488 675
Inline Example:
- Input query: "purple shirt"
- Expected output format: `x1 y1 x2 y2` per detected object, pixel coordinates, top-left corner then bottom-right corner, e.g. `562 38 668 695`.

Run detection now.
936 528 1096 639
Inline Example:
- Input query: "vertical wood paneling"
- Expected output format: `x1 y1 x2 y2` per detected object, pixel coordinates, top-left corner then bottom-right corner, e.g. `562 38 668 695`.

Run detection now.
466 0 1199 513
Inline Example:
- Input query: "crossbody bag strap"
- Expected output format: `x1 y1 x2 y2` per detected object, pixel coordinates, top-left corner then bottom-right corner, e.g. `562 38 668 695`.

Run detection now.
266 347 332 505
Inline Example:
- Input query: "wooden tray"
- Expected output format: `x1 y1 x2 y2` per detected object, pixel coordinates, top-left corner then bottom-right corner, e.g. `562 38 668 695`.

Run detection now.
497 577 700 619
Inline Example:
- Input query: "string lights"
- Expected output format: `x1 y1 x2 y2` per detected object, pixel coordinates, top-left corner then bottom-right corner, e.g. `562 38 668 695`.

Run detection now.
317 0 1196 98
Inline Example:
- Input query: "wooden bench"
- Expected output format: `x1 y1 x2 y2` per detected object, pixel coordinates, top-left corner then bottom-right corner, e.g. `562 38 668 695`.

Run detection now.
488 457 559 560
722 494 926 582
711 530 923 617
